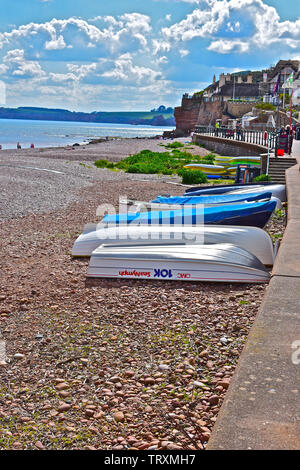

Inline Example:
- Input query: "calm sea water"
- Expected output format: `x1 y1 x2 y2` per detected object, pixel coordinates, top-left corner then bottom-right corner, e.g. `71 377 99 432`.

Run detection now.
0 119 174 150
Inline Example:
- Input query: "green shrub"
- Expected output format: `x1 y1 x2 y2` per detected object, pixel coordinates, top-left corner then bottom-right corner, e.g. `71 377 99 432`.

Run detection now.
180 169 208 185
255 103 276 111
127 163 158 174
164 141 185 149
97 148 215 177
94 159 109 168
253 173 271 182
201 153 215 164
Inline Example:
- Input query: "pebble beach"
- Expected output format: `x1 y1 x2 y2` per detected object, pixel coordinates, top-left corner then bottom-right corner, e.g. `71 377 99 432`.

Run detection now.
0 138 286 450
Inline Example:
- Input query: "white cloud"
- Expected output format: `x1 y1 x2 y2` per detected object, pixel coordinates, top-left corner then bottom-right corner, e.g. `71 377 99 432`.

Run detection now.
152 39 171 55
67 63 98 79
207 39 249 53
0 64 8 75
157 56 169 64
0 14 152 55
101 53 161 84
179 49 190 57
1 49 46 78
161 0 300 54
45 35 67 50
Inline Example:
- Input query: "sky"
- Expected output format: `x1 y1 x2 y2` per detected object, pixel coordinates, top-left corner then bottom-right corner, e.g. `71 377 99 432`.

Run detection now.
0 0 300 111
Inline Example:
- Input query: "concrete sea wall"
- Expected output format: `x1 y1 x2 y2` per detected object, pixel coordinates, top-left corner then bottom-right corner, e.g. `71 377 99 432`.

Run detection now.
207 153 300 450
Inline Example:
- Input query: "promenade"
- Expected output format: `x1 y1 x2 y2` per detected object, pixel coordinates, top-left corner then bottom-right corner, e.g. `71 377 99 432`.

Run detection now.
207 140 300 450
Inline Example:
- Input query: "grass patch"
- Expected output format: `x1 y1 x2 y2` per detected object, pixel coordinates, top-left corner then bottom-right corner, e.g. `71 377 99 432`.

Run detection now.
95 149 217 183
163 141 185 149
94 159 115 169
207 179 235 185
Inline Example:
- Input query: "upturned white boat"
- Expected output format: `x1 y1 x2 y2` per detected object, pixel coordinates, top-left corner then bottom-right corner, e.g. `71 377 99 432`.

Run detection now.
86 243 271 284
185 183 286 202
72 224 275 265
226 185 286 202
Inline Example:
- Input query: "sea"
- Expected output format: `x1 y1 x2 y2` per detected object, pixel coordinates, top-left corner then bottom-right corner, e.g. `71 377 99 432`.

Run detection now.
0 118 174 150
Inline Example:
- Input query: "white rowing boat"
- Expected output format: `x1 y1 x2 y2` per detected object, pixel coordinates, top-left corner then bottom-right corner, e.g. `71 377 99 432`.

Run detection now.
72 224 275 265
86 243 271 284
185 184 286 202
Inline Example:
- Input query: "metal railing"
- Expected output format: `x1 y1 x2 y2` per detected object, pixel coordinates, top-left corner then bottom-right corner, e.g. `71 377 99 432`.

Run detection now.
194 126 279 150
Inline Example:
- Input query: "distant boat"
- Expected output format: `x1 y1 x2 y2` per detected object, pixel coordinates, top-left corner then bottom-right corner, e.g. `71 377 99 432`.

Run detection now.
102 200 277 229
215 156 261 166
184 163 227 175
86 243 271 284
72 224 275 265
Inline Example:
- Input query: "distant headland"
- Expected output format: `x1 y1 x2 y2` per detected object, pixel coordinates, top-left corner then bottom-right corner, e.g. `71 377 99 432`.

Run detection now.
0 105 175 127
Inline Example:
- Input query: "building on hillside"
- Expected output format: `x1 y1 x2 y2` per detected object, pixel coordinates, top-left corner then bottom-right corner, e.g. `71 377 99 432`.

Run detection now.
202 71 261 103
292 70 300 106
174 59 300 133
261 60 299 103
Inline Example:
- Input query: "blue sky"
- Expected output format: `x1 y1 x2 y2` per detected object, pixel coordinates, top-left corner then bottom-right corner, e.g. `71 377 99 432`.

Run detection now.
0 0 299 111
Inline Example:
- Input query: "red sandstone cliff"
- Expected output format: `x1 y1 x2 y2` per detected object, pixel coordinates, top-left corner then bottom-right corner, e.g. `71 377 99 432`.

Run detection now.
174 94 255 134
174 94 202 136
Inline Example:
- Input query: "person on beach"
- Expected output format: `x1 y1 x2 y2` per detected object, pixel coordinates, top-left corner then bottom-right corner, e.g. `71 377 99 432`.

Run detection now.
17 142 21 149
30 143 34 149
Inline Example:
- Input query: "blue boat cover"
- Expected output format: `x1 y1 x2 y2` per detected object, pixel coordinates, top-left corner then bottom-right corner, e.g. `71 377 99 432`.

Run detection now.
151 192 272 205
103 200 276 225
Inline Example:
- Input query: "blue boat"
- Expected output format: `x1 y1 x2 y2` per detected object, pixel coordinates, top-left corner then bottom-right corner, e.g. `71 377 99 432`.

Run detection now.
103 200 276 229
151 192 272 206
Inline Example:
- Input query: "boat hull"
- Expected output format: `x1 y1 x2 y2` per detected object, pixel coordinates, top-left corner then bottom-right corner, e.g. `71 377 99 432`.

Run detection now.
72 224 274 265
87 243 271 284
151 192 272 205
125 196 281 212
102 201 277 229
185 184 286 202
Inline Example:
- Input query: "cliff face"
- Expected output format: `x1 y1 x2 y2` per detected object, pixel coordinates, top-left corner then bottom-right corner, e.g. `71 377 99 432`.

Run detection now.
197 101 224 126
174 94 258 133
174 95 202 135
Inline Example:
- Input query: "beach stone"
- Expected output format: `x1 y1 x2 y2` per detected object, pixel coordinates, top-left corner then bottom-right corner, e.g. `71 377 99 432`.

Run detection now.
218 378 231 389
199 350 209 358
56 383 69 391
114 411 125 422
209 395 219 406
58 403 72 413
14 353 25 360
144 377 155 385
35 441 45 450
